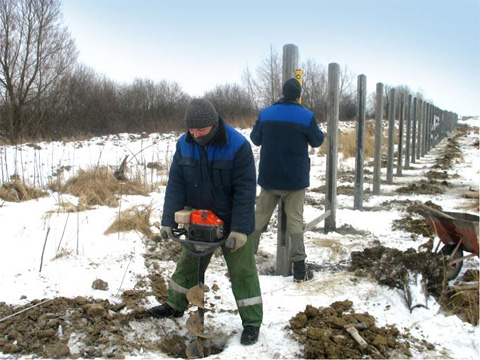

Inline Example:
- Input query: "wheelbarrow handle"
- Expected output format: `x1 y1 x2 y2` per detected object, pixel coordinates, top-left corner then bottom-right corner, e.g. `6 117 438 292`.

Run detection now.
419 204 456 220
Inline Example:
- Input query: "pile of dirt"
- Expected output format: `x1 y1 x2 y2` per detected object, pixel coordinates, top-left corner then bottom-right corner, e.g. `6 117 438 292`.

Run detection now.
145 235 182 263
0 288 190 359
392 214 435 238
0 296 141 358
395 180 446 195
288 300 431 359
433 136 464 170
426 170 451 181
348 245 445 298
391 200 443 239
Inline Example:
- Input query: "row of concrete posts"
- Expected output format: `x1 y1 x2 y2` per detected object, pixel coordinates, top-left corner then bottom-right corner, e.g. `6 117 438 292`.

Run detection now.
276 43 459 276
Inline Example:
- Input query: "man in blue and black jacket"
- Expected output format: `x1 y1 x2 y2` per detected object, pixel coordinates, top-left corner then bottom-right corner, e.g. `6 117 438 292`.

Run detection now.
147 99 262 346
250 78 324 282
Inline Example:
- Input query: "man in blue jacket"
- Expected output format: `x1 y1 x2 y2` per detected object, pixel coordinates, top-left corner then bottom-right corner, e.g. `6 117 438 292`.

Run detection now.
147 99 262 345
250 78 324 282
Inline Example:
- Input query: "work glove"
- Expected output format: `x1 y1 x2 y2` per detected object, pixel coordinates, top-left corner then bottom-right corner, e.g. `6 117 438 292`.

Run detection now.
160 226 173 239
226 231 247 252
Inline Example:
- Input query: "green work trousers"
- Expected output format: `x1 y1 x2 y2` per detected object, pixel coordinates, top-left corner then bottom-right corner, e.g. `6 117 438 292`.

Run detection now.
167 235 263 328
252 187 306 261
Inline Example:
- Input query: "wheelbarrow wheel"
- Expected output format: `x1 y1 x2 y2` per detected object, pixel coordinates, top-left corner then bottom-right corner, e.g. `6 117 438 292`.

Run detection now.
440 244 464 280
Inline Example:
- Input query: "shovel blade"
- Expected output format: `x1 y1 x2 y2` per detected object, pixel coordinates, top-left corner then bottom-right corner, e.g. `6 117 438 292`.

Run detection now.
186 312 212 338
403 270 428 311
187 285 209 309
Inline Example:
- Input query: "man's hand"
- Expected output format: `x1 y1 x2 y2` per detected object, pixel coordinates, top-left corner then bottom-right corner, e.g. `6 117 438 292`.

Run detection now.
226 231 247 252
160 226 173 239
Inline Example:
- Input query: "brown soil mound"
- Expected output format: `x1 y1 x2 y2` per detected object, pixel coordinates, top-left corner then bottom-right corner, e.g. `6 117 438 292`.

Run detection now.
288 300 432 358
348 245 445 298
0 290 189 359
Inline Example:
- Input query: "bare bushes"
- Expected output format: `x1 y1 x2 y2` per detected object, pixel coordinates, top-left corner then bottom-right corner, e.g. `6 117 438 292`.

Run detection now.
60 167 148 207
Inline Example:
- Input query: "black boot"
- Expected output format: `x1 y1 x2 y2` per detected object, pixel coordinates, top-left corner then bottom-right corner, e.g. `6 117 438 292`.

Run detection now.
293 260 314 282
241 326 260 345
147 303 184 318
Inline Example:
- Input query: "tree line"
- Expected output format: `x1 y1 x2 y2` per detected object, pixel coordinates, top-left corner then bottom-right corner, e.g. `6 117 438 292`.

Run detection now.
1 0 424 143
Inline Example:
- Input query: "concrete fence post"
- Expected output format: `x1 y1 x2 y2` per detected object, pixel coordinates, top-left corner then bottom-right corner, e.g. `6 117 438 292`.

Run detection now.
354 74 367 210
386 88 396 184
411 97 417 163
405 94 412 168
276 43 299 276
427 103 431 151
325 63 340 233
396 94 405 176
421 102 427 157
416 99 423 160
372 83 384 195
282 44 299 85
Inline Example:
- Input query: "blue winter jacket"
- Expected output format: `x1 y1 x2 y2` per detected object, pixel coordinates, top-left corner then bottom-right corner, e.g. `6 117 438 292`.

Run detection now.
162 118 256 235
250 99 324 190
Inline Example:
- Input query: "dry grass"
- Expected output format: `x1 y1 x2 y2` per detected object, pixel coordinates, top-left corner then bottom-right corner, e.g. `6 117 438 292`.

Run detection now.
0 180 47 202
441 271 479 326
104 204 153 238
230 115 257 129
337 123 397 159
52 248 74 260
60 166 148 207
45 200 93 216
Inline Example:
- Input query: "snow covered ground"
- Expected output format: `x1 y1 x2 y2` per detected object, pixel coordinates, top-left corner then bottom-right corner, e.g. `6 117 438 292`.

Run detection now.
0 118 478 359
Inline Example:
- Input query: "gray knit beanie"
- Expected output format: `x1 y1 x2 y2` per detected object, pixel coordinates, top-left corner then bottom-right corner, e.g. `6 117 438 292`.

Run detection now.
282 78 302 100
185 98 219 129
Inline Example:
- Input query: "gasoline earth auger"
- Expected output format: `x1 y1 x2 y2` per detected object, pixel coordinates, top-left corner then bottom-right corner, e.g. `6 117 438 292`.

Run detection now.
171 209 235 358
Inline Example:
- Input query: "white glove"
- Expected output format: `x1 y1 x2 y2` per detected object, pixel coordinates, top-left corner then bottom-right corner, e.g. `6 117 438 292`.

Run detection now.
160 226 173 239
226 231 247 252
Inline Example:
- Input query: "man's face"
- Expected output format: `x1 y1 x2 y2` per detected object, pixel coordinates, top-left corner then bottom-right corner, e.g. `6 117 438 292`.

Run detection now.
189 125 214 138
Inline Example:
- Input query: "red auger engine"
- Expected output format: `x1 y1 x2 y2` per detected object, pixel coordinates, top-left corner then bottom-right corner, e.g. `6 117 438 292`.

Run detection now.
175 209 224 243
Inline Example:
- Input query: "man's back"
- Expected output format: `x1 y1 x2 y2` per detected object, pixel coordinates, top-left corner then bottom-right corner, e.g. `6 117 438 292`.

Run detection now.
250 100 324 191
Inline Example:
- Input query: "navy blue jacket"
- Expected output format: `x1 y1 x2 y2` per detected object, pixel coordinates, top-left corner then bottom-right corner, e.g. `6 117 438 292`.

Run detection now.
162 118 256 235
250 99 324 190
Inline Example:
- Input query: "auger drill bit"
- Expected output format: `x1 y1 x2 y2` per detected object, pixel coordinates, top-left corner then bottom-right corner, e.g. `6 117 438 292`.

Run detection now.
186 256 208 358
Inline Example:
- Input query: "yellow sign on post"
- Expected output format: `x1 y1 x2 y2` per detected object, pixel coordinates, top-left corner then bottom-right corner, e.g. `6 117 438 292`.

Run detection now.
295 69 303 104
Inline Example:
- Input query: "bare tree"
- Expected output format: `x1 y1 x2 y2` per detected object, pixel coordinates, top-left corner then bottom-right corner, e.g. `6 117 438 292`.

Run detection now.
300 58 327 121
338 64 356 120
241 65 259 112
0 0 77 140
204 83 255 126
119 78 189 133
255 44 282 107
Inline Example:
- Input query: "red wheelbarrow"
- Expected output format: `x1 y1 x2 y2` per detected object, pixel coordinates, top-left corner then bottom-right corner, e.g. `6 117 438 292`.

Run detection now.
419 204 479 280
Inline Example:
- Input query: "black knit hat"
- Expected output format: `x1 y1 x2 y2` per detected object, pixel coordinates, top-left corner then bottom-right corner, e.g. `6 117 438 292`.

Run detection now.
185 98 219 129
282 78 302 100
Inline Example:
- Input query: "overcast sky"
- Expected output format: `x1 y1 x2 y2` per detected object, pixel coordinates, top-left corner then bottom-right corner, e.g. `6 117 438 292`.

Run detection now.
61 0 480 116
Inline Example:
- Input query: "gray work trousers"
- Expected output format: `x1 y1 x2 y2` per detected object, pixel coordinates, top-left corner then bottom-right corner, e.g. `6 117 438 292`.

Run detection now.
252 187 306 262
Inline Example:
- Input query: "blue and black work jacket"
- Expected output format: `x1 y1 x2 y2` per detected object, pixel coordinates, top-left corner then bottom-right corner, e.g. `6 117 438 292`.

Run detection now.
162 117 256 235
250 98 324 190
